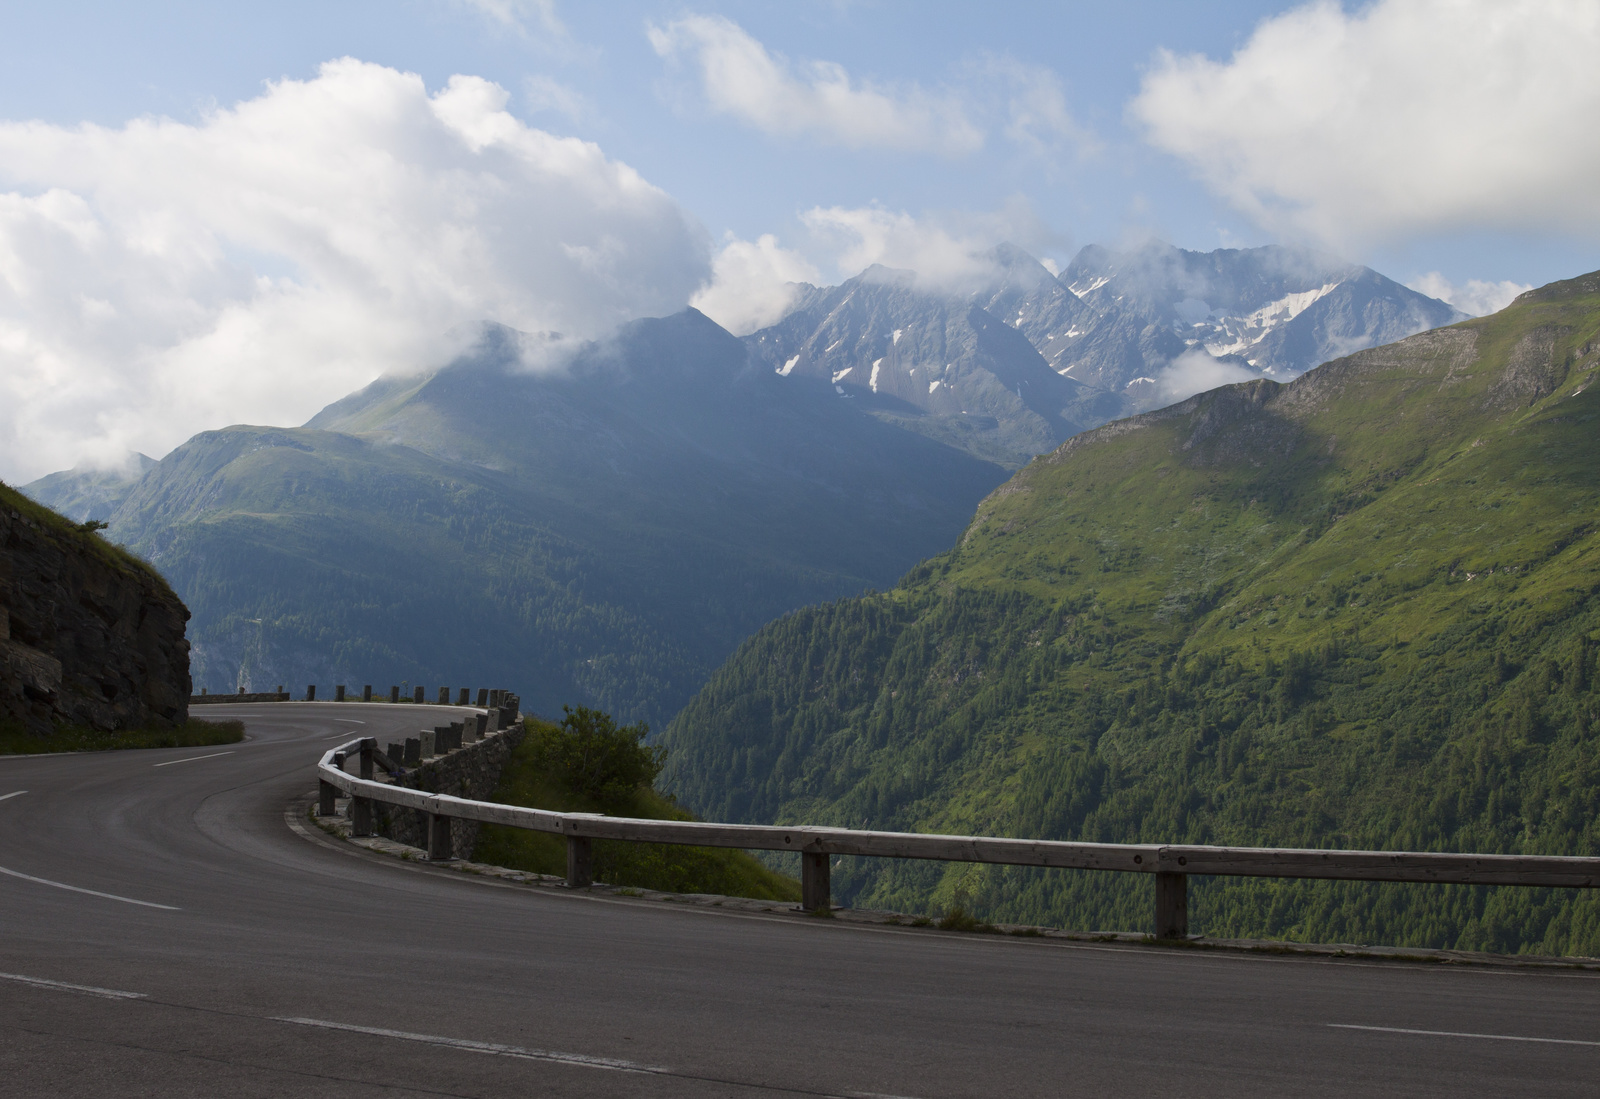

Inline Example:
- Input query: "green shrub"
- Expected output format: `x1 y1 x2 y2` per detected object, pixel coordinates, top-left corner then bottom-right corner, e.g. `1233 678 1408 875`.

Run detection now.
530 705 666 810
472 713 799 902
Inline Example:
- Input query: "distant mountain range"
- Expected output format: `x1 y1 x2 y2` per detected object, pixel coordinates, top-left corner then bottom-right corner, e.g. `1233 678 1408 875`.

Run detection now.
21 239 1465 725
22 453 156 524
661 270 1600 954
26 313 1005 725
750 240 1463 466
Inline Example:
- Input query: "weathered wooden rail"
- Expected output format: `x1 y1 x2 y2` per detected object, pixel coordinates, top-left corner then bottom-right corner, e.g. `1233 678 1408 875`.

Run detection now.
317 736 1600 939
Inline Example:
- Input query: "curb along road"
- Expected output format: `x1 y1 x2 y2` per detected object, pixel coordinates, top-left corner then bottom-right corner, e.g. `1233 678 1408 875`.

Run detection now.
1 702 1597 1097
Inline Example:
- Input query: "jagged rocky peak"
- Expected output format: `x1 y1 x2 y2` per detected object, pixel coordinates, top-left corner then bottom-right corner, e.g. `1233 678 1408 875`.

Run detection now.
743 237 1467 466
1056 240 1467 381
742 257 1115 469
741 237 1464 468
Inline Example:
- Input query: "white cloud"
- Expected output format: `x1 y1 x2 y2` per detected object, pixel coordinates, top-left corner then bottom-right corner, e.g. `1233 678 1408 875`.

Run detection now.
1153 349 1259 407
691 199 1074 334
973 55 1097 163
801 198 1069 292
691 233 820 336
0 58 710 483
647 14 984 156
454 0 566 38
1130 0 1600 248
1407 272 1532 318
802 206 993 289
523 73 590 121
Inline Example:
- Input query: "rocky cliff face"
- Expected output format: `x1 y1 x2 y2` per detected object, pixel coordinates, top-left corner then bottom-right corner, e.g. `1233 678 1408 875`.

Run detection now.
1 483 190 736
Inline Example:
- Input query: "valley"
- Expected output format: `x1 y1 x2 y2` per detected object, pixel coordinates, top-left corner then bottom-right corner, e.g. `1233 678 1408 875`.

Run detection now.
22 240 1459 731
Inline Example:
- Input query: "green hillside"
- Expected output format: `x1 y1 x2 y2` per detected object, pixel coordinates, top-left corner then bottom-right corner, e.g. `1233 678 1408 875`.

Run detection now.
661 271 1600 954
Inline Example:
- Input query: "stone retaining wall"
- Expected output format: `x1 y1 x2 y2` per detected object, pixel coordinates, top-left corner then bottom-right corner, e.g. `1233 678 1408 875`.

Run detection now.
375 722 527 858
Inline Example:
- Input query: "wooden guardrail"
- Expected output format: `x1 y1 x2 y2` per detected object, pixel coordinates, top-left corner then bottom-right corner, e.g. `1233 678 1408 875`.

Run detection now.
316 736 1600 939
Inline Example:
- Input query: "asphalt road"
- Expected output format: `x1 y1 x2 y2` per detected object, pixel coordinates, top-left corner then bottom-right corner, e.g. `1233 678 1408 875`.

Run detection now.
1 702 1596 1097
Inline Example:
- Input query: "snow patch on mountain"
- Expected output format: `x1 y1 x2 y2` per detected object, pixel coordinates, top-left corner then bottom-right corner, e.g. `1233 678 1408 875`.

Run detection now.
1203 281 1341 358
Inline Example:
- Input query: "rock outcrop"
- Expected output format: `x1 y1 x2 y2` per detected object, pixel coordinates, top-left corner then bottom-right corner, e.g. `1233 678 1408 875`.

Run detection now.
1 482 190 736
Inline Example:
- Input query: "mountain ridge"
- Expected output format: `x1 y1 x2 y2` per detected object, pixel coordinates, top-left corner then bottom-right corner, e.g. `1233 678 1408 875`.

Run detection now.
23 239 1468 730
34 310 1008 727
660 267 1600 953
744 240 1464 467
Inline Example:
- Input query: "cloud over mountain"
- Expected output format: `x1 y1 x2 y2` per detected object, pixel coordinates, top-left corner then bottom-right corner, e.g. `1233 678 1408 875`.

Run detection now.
1131 0 1600 248
692 198 1072 335
0 58 710 482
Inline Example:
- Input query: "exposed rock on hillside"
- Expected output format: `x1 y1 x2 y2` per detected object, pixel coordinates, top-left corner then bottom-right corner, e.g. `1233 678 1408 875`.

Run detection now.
1 483 190 736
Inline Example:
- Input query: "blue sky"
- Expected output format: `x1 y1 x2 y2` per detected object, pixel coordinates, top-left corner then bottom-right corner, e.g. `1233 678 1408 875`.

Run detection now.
1 0 1597 480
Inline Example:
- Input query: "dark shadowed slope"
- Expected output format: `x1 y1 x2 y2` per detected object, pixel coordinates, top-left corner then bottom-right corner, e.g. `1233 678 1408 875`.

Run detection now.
45 311 1006 726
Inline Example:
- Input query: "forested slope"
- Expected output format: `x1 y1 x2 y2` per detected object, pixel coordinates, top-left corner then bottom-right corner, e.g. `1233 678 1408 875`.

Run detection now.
662 271 1600 954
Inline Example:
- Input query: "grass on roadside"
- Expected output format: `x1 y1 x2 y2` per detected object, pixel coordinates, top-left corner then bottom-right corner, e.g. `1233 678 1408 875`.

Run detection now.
0 717 245 755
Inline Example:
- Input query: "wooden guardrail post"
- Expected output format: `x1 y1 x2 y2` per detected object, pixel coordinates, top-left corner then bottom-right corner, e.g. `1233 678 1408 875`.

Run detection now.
350 739 374 836
320 750 346 816
1154 871 1188 939
802 851 830 912
567 835 594 888
428 813 453 861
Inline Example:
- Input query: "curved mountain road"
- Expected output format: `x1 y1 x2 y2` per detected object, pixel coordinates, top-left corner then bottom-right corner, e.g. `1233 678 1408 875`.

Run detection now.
1 703 1595 1097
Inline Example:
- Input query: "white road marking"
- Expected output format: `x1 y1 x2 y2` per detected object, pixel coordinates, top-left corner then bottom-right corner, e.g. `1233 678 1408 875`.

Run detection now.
334 719 366 724
1329 1023 1600 1047
0 971 145 1000
152 751 236 767
0 790 25 802
0 864 180 910
273 1017 660 1073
